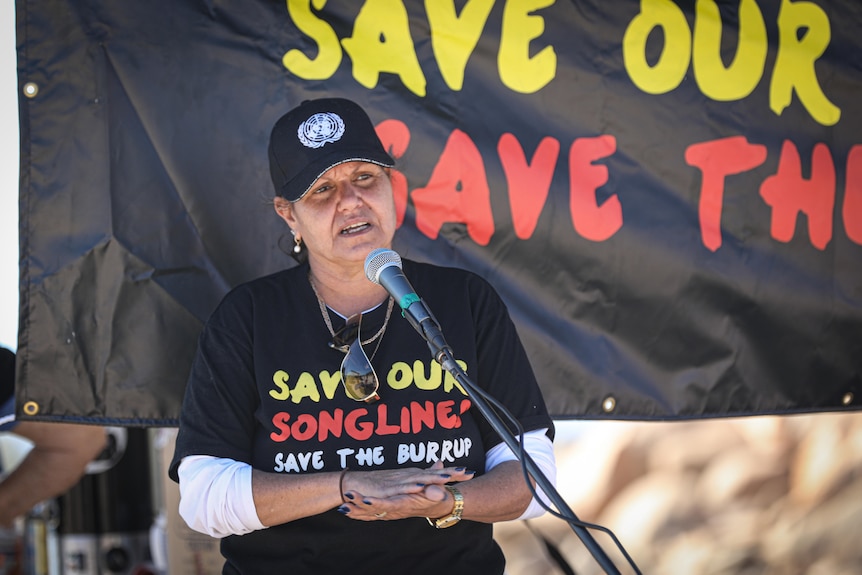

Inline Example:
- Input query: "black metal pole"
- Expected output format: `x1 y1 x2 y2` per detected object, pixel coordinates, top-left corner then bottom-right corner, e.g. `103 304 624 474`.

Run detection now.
407 309 624 575
437 349 623 575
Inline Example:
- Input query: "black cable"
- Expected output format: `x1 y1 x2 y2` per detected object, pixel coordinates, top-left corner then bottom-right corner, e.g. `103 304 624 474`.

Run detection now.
466 380 643 575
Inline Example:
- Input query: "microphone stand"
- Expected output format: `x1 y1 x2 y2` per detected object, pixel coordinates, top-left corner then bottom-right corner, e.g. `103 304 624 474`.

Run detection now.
404 308 624 575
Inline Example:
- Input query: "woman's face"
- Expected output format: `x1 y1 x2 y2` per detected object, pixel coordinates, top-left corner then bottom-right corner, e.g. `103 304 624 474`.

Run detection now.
274 161 397 270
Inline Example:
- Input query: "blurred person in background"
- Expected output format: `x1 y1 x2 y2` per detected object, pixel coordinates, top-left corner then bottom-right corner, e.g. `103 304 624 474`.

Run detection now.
0 346 107 527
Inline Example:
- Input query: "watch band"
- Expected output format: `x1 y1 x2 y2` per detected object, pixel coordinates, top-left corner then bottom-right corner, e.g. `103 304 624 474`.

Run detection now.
427 485 463 529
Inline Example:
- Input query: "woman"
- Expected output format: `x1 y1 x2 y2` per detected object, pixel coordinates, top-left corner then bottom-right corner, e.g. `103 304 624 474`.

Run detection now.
169 98 556 575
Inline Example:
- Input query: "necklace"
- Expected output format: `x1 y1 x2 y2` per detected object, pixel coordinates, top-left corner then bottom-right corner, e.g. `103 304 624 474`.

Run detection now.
308 273 394 349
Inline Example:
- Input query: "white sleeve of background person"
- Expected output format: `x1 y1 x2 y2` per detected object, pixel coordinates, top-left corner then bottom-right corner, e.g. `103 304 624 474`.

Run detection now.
484 427 556 520
177 455 266 538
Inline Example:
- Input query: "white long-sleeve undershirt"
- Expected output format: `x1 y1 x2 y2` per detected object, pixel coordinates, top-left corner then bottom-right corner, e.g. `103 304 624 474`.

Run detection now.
177 427 556 538
177 455 265 538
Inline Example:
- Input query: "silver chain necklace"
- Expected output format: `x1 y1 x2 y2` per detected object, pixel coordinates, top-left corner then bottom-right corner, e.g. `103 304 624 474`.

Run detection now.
308 273 394 348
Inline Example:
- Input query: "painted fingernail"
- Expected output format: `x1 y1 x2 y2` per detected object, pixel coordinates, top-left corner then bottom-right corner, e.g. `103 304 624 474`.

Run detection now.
416 483 426 487
455 467 465 472
440 473 451 479
363 499 373 505
337 505 350 514
344 492 355 500
466 469 476 474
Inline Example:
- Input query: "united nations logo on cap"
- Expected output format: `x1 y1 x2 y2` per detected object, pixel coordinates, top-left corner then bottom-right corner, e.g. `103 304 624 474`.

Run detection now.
297 112 345 149
269 98 395 201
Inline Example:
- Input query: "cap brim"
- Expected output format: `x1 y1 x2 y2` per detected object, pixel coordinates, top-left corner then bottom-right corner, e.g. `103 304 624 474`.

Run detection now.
281 149 395 202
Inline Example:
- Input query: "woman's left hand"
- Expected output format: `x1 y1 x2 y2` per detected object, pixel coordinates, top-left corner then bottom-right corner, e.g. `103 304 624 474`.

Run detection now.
339 461 470 522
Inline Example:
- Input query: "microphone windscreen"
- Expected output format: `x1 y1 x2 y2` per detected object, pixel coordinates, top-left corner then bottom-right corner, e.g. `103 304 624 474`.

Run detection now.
364 248 402 284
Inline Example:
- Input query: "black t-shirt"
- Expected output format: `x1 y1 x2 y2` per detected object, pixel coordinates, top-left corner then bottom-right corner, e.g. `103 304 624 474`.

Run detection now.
171 260 554 575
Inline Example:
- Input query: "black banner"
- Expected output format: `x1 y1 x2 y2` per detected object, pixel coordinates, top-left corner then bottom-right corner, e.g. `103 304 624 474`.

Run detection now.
15 0 862 424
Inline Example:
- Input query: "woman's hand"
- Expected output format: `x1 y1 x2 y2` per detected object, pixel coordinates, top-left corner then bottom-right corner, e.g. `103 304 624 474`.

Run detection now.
338 460 474 521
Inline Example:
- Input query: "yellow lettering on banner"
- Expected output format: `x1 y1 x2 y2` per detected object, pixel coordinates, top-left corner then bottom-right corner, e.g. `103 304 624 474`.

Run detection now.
283 0 342 79
499 0 557 93
426 0 495 91
693 0 766 101
623 0 691 94
624 0 840 126
770 0 840 126
342 0 427 96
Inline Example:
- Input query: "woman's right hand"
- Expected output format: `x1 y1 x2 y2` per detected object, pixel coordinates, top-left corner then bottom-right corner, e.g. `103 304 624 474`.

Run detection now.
340 460 474 502
337 460 474 521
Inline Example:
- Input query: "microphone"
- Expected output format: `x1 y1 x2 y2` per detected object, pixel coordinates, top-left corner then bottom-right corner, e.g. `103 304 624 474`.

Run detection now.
364 248 451 358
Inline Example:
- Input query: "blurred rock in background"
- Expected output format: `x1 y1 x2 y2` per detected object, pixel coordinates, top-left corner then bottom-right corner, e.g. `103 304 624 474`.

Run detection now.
496 412 862 575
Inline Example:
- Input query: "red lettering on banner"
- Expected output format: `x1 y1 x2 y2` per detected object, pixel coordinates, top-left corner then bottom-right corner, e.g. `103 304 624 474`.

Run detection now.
377 117 858 251
685 137 768 251
499 133 560 239
569 136 623 241
269 399 472 443
376 119 411 227
380 121 624 244
760 141 835 250
412 129 494 246
843 145 862 245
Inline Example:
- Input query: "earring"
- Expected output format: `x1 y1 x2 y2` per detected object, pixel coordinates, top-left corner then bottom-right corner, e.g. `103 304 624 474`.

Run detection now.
293 236 302 254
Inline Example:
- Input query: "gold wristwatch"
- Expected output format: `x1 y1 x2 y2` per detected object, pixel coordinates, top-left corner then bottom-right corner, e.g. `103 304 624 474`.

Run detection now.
427 485 463 529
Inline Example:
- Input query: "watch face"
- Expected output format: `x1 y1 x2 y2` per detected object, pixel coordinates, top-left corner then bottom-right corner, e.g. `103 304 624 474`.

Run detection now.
428 509 461 528
435 515 460 529
427 486 464 528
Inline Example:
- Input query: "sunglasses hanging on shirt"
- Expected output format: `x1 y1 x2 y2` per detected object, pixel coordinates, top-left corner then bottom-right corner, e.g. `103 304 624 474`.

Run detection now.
329 313 382 403
310 273 394 403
